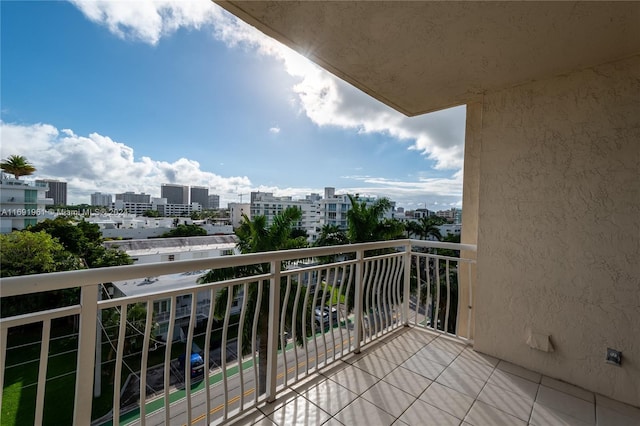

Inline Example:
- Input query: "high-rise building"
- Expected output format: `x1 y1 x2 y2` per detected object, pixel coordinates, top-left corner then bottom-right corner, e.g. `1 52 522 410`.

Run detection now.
91 192 113 207
190 186 208 208
115 192 151 203
161 184 189 204
208 194 220 209
36 179 67 206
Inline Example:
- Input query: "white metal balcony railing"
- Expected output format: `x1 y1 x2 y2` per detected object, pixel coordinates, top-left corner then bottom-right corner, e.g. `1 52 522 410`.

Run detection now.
0 239 476 426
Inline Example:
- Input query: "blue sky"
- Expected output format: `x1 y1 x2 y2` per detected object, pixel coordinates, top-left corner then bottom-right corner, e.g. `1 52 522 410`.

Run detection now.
1 1 466 209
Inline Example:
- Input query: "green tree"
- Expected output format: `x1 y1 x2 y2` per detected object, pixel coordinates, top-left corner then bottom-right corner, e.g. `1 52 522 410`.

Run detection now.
29 217 132 268
346 195 404 243
198 207 308 395
0 154 36 179
0 231 82 277
314 224 349 264
0 231 84 317
315 224 348 247
161 224 207 238
142 209 160 217
406 216 443 241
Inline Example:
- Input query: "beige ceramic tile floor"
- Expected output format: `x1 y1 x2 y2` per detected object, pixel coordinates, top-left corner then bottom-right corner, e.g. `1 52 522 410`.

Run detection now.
229 328 640 426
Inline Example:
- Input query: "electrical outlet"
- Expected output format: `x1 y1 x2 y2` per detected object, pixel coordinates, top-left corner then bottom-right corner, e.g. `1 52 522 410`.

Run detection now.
606 348 622 366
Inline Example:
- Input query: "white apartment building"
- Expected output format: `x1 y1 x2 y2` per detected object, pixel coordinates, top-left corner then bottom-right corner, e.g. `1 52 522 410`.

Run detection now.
318 187 396 231
111 198 202 217
246 188 396 243
228 202 250 228
0 174 53 233
250 192 320 242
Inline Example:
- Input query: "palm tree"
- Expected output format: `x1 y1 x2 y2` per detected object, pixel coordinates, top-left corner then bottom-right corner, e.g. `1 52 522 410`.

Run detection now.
406 216 442 241
346 194 404 243
198 207 308 395
0 155 36 179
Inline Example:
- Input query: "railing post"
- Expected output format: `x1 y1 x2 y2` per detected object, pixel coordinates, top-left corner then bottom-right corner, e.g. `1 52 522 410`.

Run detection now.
403 242 412 327
73 283 99 426
266 261 281 402
353 249 364 354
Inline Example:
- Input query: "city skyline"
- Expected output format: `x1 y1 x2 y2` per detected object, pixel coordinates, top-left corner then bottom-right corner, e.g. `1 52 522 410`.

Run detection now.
1 1 465 210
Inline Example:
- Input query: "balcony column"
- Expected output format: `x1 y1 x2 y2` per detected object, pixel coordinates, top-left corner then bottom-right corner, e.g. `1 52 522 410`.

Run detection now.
458 100 482 340
266 260 281 402
353 249 364 354
73 283 99 425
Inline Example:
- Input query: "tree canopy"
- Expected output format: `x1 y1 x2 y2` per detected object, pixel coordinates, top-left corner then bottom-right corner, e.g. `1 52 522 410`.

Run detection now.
346 194 405 243
29 217 132 268
0 231 83 277
406 216 444 241
0 155 36 179
160 224 207 238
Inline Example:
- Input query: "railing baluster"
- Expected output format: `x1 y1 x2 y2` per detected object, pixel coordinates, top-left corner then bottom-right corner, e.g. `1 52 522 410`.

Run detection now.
311 268 321 371
328 266 338 362
404 247 412 327
73 283 98 426
139 299 154 426
354 249 364 354
280 276 291 386
344 264 354 352
0 326 7 410
185 292 197 424
221 286 233 419
163 295 177 426
413 255 420 326
444 260 451 334
252 281 262 403
34 319 51 426
237 283 249 410
302 277 311 376
113 303 128 426
291 272 302 382
435 258 441 331
467 260 474 340
266 260 280 402
336 265 346 357
204 288 216 424
319 267 329 366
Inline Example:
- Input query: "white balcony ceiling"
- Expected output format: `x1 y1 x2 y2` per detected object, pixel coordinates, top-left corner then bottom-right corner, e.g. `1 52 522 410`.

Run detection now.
216 1 640 116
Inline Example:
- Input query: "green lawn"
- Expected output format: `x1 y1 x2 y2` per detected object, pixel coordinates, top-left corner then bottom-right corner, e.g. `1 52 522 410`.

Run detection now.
1 315 241 426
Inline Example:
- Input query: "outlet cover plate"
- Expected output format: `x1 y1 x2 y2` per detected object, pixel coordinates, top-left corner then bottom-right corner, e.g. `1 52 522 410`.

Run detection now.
606 348 622 366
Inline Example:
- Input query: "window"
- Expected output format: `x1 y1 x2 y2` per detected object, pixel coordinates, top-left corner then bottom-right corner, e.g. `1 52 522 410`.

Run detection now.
24 189 37 203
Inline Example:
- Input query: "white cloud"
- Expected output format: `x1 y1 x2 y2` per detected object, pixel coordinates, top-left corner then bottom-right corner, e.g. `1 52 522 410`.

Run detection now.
1 121 252 206
69 0 466 171
269 127 280 134
1 120 461 209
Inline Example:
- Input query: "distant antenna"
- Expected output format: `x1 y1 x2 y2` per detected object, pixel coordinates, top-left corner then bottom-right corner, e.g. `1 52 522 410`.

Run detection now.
238 193 248 203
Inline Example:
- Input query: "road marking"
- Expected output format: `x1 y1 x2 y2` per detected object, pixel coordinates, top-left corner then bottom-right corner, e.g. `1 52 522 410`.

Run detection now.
182 337 353 426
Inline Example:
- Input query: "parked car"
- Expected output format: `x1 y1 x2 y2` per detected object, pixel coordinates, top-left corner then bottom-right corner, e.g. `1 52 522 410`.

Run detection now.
314 308 329 329
178 351 205 379
324 306 339 323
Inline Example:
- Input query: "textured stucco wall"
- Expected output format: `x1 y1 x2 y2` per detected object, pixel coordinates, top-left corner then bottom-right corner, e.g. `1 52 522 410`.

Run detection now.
473 55 640 406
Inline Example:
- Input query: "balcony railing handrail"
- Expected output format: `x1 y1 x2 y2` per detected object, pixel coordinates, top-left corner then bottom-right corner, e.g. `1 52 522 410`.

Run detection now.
0 239 477 426
0 239 475 297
